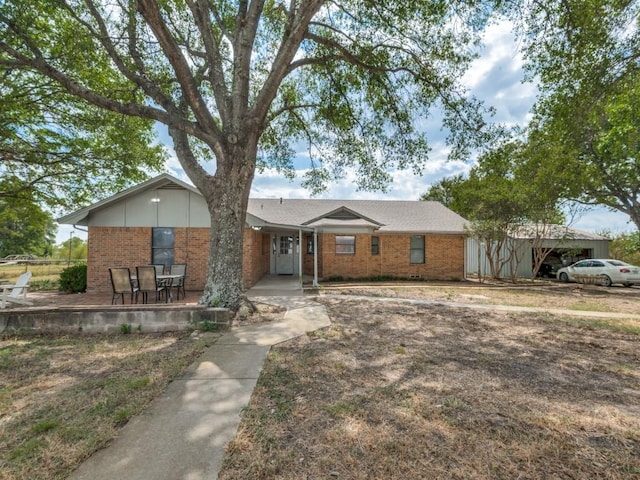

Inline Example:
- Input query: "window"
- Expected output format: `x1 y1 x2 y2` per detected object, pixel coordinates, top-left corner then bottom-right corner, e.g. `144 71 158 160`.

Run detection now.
306 236 314 254
410 235 424 264
335 235 355 255
279 236 293 255
152 227 175 267
371 236 379 255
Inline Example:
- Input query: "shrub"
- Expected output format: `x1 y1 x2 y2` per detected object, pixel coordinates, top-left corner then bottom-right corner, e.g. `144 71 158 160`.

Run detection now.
120 324 132 334
58 264 87 293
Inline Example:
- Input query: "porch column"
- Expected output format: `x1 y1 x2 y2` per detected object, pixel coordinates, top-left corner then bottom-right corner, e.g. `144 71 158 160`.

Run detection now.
313 229 319 287
298 228 303 288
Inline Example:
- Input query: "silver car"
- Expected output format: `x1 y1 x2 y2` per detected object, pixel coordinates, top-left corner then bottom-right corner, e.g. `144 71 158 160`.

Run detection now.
556 259 640 287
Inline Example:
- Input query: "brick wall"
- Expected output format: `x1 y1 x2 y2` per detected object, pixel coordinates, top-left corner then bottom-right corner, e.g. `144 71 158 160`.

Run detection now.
88 227 464 292
242 229 270 289
317 233 465 280
181 228 210 292
88 227 153 292
88 226 270 292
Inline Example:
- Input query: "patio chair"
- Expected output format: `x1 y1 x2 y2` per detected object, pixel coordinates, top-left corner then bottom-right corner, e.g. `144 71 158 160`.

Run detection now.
151 264 167 287
151 264 165 275
169 264 187 300
109 268 138 305
136 265 168 304
0 271 33 309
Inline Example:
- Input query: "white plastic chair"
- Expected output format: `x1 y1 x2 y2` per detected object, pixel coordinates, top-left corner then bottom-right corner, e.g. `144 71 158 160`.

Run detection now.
0 271 33 308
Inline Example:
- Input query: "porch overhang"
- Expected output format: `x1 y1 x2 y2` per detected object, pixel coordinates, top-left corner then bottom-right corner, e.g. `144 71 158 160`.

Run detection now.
245 212 313 233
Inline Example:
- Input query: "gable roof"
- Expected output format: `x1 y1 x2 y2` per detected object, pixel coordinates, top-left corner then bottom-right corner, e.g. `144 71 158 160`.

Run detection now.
301 206 385 228
57 173 469 233
57 173 200 225
247 198 468 233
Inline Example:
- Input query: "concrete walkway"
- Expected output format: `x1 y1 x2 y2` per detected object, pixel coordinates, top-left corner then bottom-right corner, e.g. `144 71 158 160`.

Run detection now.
69 296 331 480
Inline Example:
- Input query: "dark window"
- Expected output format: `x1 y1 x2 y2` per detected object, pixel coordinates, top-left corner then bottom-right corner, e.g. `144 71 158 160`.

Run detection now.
335 236 355 255
371 236 379 255
410 235 425 264
152 227 175 267
307 236 314 254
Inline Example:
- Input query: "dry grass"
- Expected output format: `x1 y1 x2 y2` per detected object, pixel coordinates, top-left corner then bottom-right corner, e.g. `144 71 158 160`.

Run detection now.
2 284 639 479
219 297 640 480
0 331 219 480
0 263 71 290
324 282 640 315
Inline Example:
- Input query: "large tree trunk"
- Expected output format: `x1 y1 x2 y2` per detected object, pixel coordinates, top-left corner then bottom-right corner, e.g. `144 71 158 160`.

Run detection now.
170 127 258 309
200 167 254 308
200 146 256 309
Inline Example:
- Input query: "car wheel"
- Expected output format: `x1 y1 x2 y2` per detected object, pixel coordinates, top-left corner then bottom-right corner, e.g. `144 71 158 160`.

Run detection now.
600 275 612 287
623 282 633 287
559 272 569 283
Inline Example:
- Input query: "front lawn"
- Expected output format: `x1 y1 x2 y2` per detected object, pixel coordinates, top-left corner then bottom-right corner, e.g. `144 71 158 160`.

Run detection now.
219 297 640 479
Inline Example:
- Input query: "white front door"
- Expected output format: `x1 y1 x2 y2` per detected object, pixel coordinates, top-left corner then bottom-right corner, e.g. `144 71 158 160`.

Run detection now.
276 235 294 274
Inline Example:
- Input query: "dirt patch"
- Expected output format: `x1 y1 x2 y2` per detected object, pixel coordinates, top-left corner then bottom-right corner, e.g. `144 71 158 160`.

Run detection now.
219 297 640 479
323 281 640 315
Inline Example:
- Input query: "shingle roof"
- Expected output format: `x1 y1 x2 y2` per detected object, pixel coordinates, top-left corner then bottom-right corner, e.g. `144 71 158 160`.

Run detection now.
509 224 609 241
247 198 468 233
56 173 469 233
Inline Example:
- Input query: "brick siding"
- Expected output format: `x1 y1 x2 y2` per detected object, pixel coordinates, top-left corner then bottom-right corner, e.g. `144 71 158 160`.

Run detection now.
88 227 465 292
242 229 271 289
316 233 465 280
302 234 324 278
88 226 268 293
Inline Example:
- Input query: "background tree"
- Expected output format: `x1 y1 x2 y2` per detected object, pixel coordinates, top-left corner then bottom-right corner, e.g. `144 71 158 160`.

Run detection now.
608 231 640 266
53 236 88 262
0 0 500 307
424 141 531 280
0 197 56 257
512 0 640 228
420 174 467 213
422 138 569 280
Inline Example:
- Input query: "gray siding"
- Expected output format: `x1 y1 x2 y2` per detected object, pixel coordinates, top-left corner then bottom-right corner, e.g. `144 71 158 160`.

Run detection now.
88 189 210 228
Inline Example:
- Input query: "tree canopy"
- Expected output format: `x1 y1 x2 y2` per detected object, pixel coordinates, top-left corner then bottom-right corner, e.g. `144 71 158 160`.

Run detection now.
512 0 640 229
0 0 502 306
0 61 166 209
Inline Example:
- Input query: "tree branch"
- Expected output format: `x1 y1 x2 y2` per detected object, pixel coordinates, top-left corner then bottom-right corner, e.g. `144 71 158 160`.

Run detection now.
137 0 221 138
186 0 231 126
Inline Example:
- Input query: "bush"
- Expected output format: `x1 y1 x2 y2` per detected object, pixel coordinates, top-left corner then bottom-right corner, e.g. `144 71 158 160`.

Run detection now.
58 264 87 293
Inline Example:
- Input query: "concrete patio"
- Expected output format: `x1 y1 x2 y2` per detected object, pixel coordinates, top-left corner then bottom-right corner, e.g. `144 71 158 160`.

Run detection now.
0 275 307 334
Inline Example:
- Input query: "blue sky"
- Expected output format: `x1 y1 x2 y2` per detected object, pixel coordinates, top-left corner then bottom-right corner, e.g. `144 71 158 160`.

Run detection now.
56 20 634 244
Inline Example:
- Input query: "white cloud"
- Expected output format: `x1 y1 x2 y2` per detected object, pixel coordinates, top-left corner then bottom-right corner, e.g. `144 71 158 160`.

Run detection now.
462 19 522 91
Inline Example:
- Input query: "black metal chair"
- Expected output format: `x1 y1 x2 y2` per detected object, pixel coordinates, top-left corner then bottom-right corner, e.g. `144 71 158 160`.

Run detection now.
169 264 187 300
136 266 167 304
109 267 138 305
